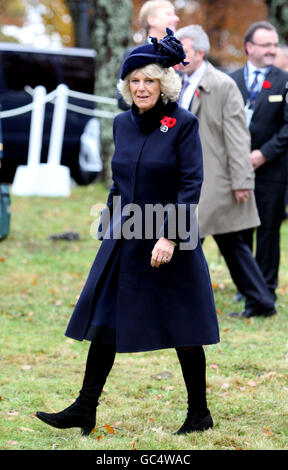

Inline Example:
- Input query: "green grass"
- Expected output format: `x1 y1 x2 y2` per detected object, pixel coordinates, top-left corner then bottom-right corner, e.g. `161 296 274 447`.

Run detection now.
0 183 287 450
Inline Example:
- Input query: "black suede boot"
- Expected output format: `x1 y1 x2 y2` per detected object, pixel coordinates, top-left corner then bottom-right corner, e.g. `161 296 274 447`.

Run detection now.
174 346 213 435
36 342 116 435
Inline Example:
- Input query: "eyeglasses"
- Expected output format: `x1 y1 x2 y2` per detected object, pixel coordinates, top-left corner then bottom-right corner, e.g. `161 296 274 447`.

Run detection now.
250 41 279 48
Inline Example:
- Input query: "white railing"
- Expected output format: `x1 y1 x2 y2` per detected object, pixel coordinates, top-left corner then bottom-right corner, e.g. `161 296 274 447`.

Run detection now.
0 85 118 197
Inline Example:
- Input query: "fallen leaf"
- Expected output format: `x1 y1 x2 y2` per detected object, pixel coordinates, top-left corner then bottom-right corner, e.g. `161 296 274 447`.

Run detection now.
96 435 103 441
263 429 272 436
221 382 230 390
152 426 163 433
0 258 5 262
20 426 34 432
113 421 122 427
131 442 137 450
29 275 37 285
247 380 257 387
261 371 276 380
21 365 32 370
149 417 154 423
7 440 18 446
210 363 219 372
27 311 34 321
151 371 172 380
8 411 19 416
105 424 115 434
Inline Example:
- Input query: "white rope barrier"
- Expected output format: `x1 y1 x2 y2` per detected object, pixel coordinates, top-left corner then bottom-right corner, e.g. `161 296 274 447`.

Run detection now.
66 103 117 118
0 86 118 119
0 89 58 119
67 89 118 106
8 84 118 197
25 85 118 106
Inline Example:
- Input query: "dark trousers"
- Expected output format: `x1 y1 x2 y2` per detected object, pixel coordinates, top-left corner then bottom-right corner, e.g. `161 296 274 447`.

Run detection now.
202 231 275 312
240 179 286 298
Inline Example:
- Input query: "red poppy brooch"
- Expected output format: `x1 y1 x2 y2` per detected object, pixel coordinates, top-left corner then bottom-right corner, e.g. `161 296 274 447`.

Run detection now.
262 80 271 89
160 116 177 133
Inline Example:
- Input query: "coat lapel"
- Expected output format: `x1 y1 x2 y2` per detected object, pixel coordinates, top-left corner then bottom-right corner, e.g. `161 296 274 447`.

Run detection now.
237 68 249 102
190 87 201 115
189 62 213 115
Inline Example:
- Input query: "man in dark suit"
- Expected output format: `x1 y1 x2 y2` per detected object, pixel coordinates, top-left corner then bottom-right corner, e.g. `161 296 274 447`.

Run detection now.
230 21 288 301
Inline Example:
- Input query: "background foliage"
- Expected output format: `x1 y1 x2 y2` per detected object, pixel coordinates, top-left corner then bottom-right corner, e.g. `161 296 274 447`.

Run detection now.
266 0 288 43
92 0 132 184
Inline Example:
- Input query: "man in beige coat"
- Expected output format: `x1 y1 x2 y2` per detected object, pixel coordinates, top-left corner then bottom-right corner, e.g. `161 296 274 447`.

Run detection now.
175 25 276 318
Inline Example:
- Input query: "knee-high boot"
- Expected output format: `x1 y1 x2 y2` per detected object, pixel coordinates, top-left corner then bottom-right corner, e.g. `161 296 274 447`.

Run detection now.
36 342 116 435
174 346 213 435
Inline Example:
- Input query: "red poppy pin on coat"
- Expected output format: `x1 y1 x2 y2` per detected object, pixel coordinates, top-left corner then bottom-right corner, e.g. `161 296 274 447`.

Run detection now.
262 80 271 89
160 116 177 133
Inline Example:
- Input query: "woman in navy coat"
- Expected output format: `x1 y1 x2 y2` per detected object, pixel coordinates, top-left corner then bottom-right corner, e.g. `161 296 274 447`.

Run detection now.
36 30 219 436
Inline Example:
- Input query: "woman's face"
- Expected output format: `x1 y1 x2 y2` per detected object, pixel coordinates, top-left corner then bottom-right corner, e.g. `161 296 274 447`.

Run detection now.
129 70 161 113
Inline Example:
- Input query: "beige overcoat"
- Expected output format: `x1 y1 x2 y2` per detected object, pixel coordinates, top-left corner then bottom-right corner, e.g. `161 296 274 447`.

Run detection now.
190 62 260 238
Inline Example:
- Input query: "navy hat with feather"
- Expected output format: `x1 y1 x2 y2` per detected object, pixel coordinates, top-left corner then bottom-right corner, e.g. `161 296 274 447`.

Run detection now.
120 28 188 79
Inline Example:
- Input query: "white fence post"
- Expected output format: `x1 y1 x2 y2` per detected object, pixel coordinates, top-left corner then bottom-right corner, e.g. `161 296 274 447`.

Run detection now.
5 85 118 198
47 84 68 167
27 85 46 167
12 84 71 197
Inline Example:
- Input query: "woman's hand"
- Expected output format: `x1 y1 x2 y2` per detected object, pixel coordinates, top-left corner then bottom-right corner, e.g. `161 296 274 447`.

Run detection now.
151 237 176 268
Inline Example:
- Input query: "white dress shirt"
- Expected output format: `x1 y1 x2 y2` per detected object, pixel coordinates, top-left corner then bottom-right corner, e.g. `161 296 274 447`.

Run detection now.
179 62 207 110
246 61 270 92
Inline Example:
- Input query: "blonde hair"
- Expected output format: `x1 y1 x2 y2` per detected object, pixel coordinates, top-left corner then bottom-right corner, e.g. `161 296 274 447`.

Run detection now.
117 63 181 106
138 1 174 32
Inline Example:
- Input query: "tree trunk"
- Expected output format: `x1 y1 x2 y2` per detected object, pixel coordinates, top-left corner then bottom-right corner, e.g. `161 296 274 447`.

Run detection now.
92 0 132 184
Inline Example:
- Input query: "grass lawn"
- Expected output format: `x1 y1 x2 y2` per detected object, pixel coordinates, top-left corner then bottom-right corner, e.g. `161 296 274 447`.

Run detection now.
0 182 287 451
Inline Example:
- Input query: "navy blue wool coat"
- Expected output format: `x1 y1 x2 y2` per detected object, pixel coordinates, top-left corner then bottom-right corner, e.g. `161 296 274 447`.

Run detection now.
65 101 219 353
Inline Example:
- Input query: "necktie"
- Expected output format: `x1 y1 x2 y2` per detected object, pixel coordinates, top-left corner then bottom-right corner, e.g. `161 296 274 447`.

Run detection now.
178 79 190 105
249 70 260 110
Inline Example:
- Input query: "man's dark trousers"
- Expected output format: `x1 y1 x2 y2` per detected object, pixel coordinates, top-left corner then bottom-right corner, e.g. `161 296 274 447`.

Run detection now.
230 65 288 301
205 231 275 313
240 179 286 299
